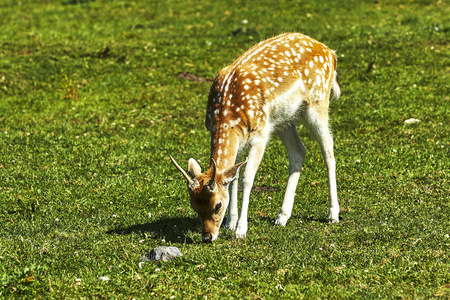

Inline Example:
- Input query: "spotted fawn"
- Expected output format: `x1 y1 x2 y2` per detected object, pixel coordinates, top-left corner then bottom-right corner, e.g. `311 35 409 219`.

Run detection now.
171 33 340 242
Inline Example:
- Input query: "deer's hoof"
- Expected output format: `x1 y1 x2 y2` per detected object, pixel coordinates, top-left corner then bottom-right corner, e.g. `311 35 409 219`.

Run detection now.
235 224 247 239
275 214 289 226
225 219 238 231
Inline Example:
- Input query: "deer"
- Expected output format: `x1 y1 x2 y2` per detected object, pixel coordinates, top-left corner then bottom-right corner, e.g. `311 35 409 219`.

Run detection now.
170 32 340 242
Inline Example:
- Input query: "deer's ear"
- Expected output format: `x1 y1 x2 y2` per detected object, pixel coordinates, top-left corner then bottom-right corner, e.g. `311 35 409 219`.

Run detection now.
188 158 202 178
221 158 248 186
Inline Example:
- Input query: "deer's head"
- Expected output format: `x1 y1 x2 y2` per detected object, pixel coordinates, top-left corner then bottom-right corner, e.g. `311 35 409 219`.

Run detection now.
170 155 246 242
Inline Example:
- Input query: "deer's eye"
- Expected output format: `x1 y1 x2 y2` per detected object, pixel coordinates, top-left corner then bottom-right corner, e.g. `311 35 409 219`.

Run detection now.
214 202 222 213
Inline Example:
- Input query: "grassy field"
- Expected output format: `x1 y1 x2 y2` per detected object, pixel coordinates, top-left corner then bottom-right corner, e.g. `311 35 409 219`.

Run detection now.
0 0 449 298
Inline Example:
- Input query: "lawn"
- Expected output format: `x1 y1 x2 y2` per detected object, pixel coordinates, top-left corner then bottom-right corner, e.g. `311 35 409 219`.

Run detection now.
0 0 449 298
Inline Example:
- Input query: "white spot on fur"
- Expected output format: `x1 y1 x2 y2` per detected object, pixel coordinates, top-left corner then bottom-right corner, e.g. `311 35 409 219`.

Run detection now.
316 75 321 86
229 118 241 127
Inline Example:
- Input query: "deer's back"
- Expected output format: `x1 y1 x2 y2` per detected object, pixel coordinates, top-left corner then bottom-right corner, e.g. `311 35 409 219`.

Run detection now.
206 33 337 136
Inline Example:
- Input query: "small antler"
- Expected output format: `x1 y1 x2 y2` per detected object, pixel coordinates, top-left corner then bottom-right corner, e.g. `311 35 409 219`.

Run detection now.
206 158 218 193
169 155 195 187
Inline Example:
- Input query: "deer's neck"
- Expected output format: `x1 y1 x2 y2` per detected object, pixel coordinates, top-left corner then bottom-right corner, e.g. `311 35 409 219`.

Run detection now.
209 127 241 171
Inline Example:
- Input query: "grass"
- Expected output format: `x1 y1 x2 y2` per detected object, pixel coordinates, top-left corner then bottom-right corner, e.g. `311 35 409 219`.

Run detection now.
0 0 449 298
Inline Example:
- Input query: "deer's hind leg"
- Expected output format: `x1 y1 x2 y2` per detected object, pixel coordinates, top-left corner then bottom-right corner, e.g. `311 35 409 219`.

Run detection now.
304 106 340 223
275 122 307 226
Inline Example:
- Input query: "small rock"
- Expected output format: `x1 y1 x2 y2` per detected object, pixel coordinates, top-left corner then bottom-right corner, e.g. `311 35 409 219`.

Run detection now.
141 246 182 262
404 118 420 124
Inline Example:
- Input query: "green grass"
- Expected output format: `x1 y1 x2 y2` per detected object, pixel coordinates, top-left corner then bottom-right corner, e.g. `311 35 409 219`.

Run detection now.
0 0 449 298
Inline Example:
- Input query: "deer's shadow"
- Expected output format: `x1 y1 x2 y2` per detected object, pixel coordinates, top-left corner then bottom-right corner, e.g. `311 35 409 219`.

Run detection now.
106 216 200 244
105 211 335 245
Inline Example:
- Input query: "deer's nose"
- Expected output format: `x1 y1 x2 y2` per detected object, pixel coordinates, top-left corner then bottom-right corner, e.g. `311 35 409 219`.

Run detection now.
202 232 212 243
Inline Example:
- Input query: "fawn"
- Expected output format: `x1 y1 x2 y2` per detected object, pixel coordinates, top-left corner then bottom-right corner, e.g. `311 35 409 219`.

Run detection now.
170 33 340 242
